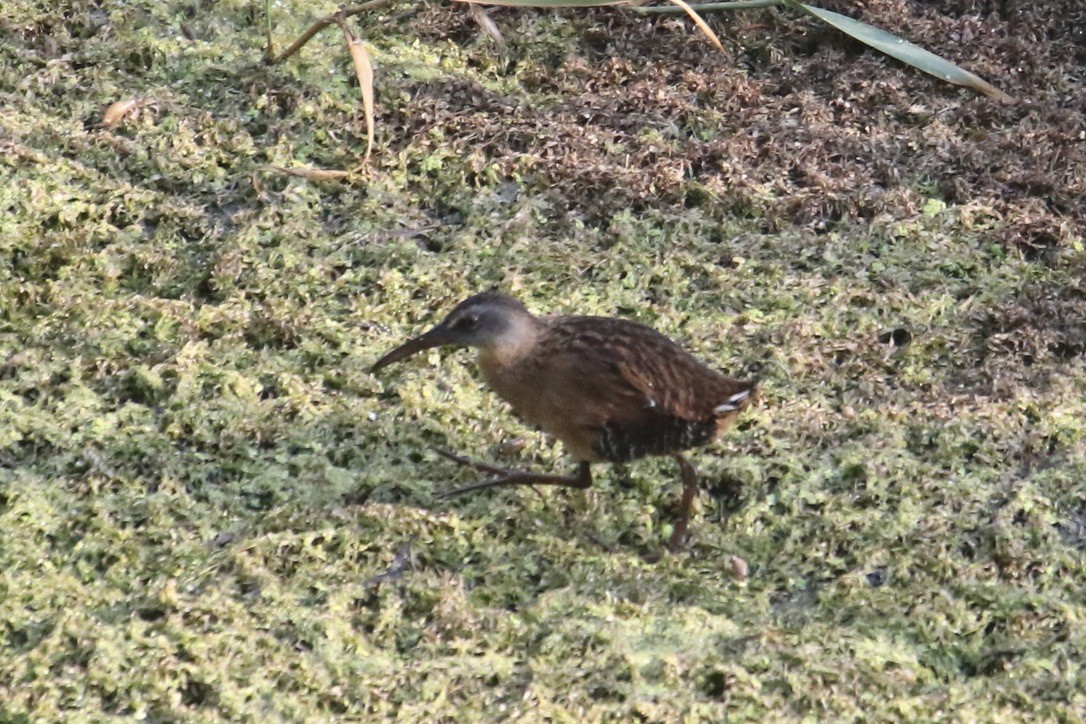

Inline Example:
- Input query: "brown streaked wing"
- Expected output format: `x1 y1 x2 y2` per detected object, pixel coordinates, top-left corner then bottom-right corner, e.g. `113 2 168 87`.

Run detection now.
546 316 745 418
529 317 749 461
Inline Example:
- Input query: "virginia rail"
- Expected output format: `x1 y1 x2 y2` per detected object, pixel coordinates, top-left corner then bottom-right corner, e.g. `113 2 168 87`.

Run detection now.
371 292 757 552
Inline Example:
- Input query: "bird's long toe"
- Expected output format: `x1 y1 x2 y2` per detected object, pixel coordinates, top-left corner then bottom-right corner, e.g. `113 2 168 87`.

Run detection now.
432 448 516 477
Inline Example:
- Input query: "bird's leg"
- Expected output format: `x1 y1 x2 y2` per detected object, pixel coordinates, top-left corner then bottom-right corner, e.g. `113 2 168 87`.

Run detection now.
668 454 700 552
433 449 593 498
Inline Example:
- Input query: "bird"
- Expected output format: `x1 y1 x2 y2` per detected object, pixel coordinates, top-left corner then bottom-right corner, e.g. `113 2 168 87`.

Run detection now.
371 291 757 552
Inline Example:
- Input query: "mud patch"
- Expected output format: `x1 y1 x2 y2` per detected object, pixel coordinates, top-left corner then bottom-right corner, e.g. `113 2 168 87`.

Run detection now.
383 1 1086 245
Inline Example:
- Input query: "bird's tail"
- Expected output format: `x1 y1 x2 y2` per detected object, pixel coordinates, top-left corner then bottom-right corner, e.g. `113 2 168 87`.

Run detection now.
712 382 759 416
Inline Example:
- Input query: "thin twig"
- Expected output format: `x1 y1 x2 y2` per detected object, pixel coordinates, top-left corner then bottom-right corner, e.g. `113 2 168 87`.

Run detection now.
266 0 398 65
263 0 274 62
631 0 781 14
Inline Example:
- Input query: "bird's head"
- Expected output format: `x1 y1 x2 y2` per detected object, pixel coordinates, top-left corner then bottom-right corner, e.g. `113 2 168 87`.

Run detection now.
371 292 539 372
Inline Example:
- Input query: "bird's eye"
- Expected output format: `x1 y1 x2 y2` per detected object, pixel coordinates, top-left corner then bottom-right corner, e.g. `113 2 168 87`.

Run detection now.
452 314 478 331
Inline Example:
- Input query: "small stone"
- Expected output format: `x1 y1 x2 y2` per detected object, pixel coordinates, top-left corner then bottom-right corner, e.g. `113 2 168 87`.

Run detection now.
729 555 749 580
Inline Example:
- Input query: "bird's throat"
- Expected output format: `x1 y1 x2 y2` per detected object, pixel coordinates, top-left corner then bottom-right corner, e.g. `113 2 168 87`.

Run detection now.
475 317 541 374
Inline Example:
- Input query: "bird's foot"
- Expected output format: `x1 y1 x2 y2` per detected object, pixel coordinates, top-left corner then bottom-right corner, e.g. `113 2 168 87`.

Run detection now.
632 528 688 563
638 530 690 564
666 526 690 554
431 448 592 498
432 448 518 478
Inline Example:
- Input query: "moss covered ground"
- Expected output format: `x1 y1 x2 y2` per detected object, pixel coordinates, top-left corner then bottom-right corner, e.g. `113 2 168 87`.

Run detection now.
2 0 1085 719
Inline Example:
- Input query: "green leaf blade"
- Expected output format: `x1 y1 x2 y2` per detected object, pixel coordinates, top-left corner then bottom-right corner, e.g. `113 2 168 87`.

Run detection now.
788 1 1014 103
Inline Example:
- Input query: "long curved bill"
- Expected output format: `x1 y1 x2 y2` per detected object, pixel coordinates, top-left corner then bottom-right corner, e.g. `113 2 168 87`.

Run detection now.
371 325 456 373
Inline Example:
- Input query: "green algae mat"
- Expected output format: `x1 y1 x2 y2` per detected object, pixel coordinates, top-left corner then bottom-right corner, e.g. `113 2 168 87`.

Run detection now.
2 0 1085 719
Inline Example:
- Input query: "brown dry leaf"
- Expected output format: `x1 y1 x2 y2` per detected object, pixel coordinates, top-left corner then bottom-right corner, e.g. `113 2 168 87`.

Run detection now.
266 165 352 182
344 34 376 163
102 98 140 128
469 3 505 46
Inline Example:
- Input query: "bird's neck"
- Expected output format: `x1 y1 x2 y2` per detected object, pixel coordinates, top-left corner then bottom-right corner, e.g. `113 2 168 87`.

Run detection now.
475 316 543 372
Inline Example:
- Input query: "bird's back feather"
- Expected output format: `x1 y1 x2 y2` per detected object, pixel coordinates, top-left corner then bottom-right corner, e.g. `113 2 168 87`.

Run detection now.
477 315 756 463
